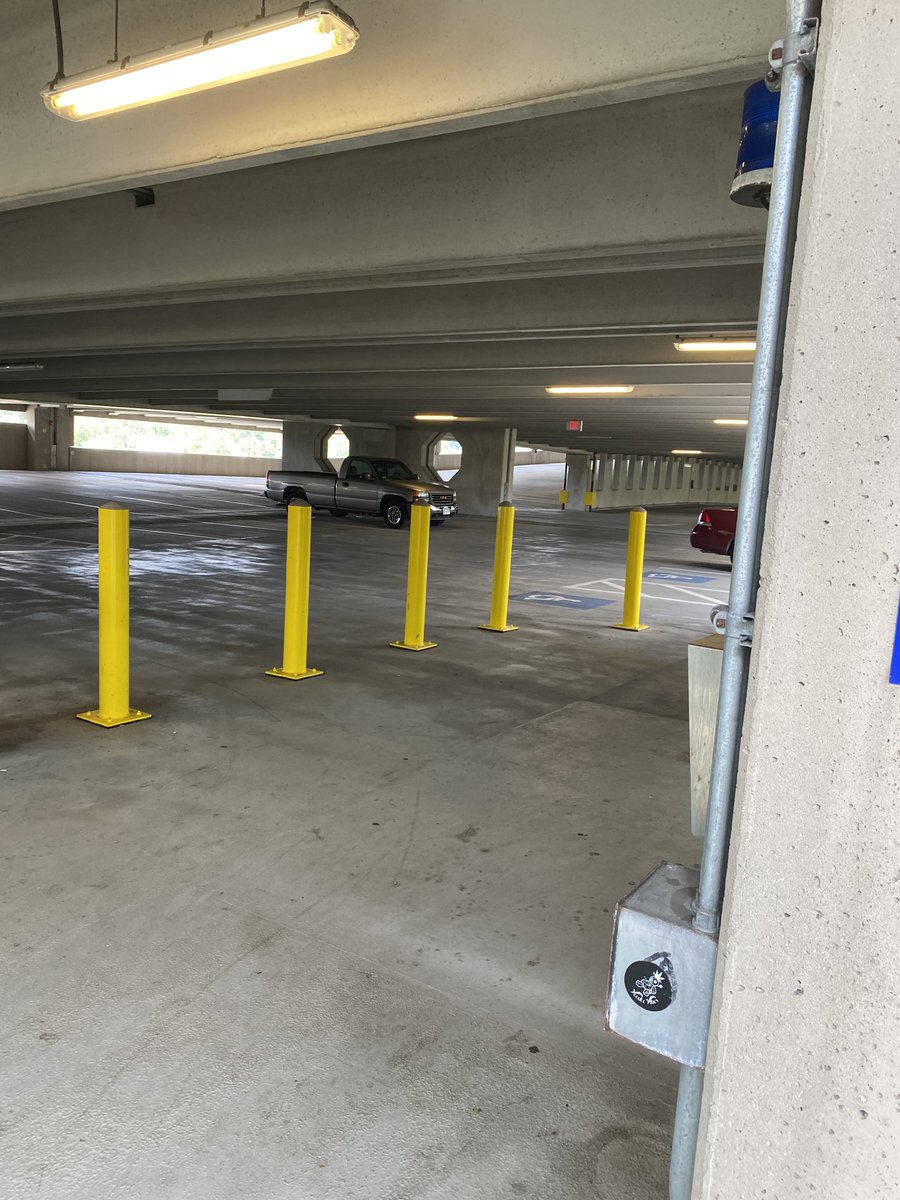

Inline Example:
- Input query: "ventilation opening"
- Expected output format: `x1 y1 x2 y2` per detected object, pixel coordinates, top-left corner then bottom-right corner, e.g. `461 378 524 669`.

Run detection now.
324 426 349 473
430 432 463 481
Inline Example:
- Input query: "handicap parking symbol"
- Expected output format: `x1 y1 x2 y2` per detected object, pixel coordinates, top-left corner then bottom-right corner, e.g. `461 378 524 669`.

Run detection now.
510 591 613 611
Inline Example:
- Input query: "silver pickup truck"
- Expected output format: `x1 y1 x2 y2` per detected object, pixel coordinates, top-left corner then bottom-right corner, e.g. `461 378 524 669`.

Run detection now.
264 457 459 528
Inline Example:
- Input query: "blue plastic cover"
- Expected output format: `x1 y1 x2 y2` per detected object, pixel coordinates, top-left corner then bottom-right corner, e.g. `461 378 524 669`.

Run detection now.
734 79 780 178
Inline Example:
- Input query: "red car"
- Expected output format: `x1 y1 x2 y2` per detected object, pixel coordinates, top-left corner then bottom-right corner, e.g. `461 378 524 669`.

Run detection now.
691 508 737 560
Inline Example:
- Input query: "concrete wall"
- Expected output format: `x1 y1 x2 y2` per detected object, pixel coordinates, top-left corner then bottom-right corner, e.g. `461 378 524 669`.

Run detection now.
444 428 515 516
0 422 27 469
696 5 900 1197
69 447 279 477
281 423 331 472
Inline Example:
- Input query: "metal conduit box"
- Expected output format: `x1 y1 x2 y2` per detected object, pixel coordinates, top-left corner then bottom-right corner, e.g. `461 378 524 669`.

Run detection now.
606 863 718 1068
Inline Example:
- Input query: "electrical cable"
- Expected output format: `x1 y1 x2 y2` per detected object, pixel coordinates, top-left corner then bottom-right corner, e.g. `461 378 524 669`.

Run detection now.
113 0 119 61
50 0 65 81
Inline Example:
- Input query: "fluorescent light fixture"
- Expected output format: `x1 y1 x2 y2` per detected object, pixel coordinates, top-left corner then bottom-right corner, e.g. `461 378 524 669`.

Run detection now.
544 385 634 395
414 414 458 421
673 339 757 352
713 418 749 426
43 2 358 121
0 361 44 372
672 449 704 455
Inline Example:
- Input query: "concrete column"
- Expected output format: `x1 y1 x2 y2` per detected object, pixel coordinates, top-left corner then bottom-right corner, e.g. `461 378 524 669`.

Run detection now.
281 422 330 471
449 427 516 516
564 452 590 511
696 7 900 1198
25 404 52 470
53 405 73 470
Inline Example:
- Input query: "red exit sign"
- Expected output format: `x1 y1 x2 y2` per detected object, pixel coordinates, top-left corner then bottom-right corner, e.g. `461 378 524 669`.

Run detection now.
566 419 583 432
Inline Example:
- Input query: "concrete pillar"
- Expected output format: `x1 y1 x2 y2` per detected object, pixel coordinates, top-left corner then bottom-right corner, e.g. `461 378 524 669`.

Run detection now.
281 422 330 471
26 405 52 470
696 7 900 1198
449 427 516 516
564 452 590 511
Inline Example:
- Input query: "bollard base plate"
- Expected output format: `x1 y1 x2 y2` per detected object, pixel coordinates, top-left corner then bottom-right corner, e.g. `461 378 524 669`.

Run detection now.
612 623 650 632
265 667 324 680
76 708 152 727
389 640 437 652
478 624 518 633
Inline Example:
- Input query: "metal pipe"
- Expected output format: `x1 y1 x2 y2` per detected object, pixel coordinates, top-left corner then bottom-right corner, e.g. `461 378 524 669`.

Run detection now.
695 0 819 935
670 1066 704 1199
668 3 820 1197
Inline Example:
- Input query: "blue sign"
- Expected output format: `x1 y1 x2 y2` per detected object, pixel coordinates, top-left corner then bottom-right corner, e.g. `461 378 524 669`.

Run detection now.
890 597 900 685
510 591 613 610
644 571 713 584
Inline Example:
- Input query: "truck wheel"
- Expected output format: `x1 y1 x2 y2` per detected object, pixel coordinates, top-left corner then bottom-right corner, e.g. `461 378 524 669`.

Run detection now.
329 509 348 518
382 499 408 529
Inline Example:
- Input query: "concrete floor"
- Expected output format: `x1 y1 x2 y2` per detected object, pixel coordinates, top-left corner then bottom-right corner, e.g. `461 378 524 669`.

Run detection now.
0 471 730 1199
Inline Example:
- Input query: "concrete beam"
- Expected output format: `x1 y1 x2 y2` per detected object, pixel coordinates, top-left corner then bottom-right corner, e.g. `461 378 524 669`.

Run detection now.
3 0 781 208
0 87 765 308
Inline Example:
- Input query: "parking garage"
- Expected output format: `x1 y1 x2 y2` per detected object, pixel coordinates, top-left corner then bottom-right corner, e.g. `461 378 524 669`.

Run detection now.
1 3 898 1199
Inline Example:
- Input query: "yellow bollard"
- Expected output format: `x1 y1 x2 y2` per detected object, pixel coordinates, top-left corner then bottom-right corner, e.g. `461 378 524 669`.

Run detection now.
390 498 437 651
77 503 151 727
266 500 323 681
558 489 569 507
479 502 518 633
584 491 597 510
613 506 650 632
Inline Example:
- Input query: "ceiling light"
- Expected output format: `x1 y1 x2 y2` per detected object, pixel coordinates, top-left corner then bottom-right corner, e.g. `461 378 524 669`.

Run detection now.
414 414 458 421
43 3 359 121
713 418 749 426
672 449 704 455
673 340 757 352
544 386 634 395
0 361 44 372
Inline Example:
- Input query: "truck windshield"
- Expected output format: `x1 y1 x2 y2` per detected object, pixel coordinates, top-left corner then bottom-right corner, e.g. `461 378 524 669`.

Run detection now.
374 461 417 481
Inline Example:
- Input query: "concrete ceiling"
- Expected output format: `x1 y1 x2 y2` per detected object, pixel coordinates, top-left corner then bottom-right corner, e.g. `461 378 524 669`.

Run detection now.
0 1 780 461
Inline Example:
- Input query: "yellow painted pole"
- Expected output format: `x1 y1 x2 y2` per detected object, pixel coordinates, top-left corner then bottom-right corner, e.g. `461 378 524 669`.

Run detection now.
267 500 323 681
390 498 437 651
613 506 650 631
77 503 151 727
479 502 518 633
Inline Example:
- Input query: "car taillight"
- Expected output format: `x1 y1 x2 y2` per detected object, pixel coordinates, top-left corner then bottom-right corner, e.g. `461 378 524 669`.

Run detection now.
697 510 712 526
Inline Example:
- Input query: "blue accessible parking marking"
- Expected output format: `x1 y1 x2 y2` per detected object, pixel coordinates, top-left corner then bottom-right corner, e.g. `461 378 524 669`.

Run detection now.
644 571 713 584
510 591 614 610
